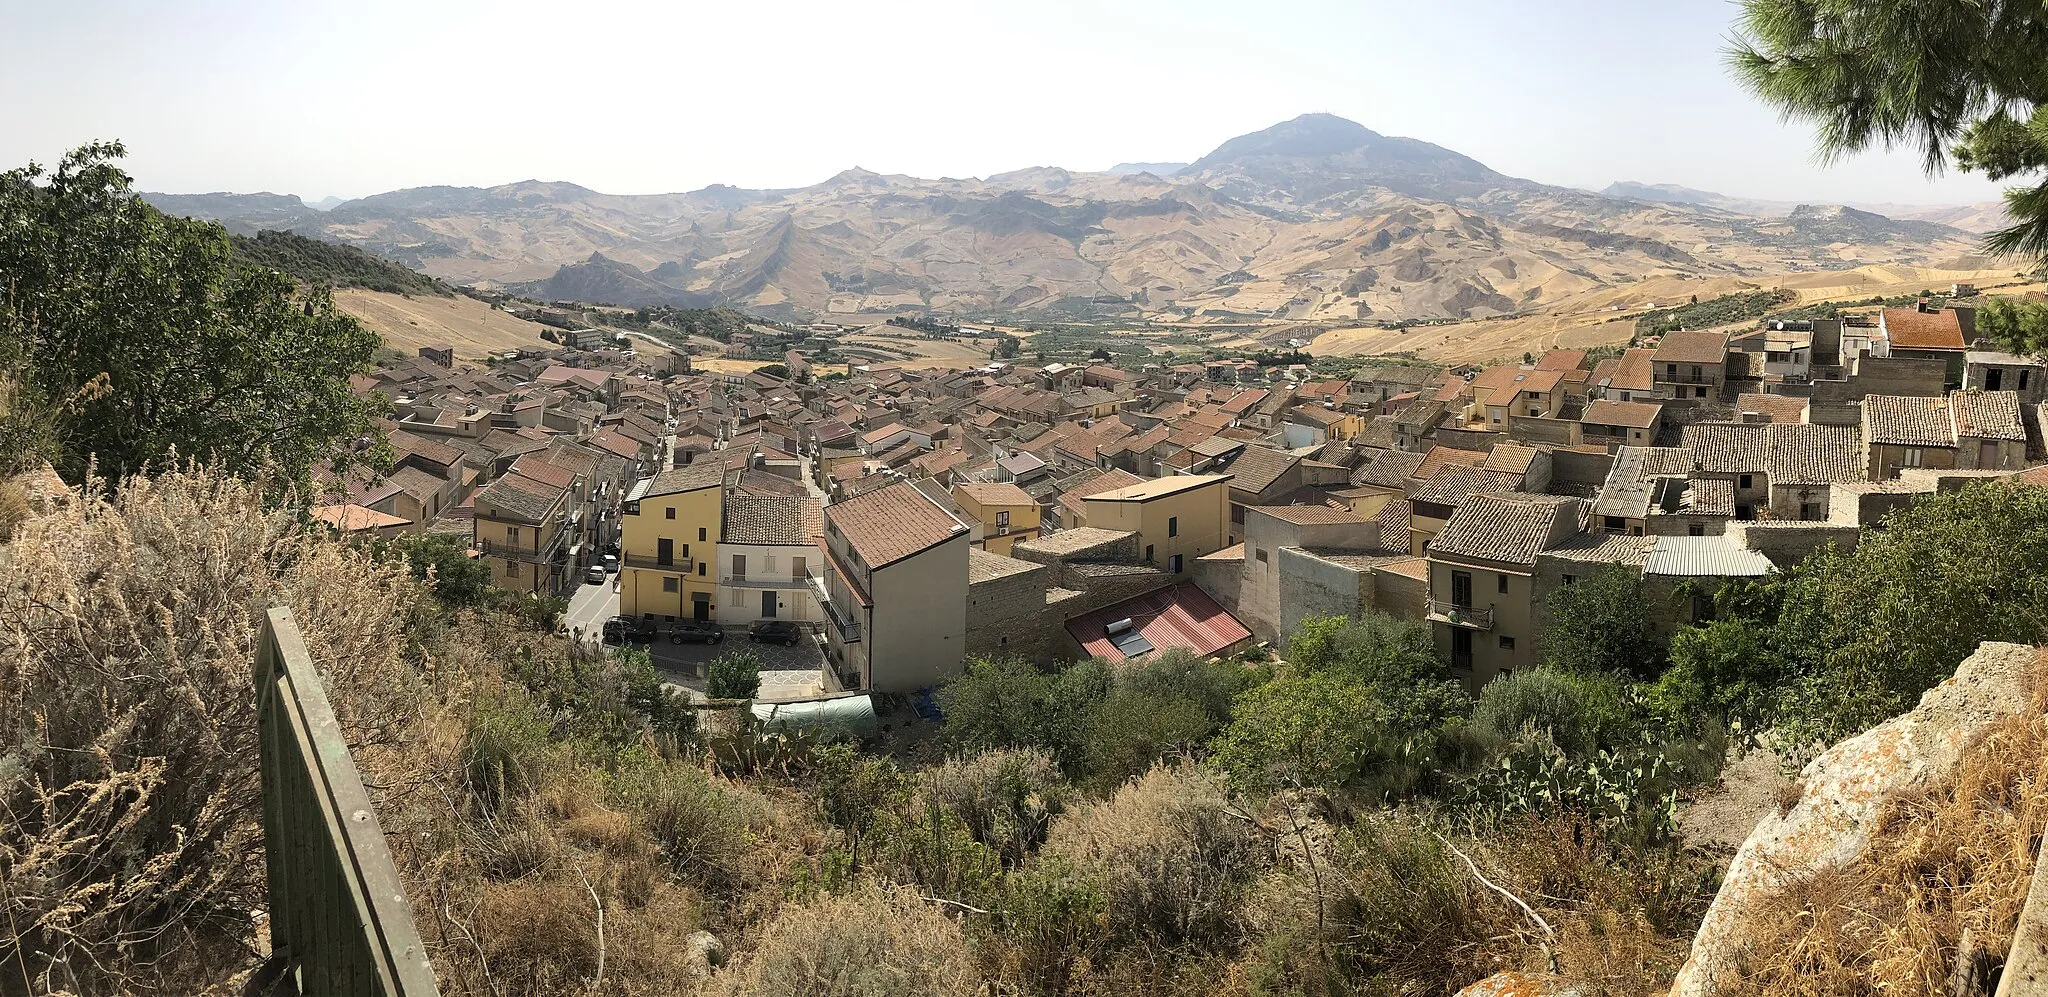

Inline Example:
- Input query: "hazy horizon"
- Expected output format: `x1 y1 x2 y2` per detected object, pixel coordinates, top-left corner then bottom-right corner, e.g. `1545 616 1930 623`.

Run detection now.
1 0 2017 208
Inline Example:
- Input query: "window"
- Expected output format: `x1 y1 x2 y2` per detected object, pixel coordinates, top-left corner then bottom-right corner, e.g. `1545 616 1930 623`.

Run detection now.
1688 523 1705 537
662 577 678 593
698 562 707 576
1603 516 1625 533
665 507 675 519
506 561 519 578
1255 549 1269 563
1497 574 1508 594
1167 516 1179 538
1144 544 1155 563
1738 474 1753 490
2023 370 2032 391
1169 553 1184 573
996 510 1010 527
1498 635 1516 650
1695 386 1708 398
1903 447 1924 468
1736 505 1755 521
1690 365 1703 381
505 525 519 542
1666 363 1678 379
623 500 639 516
698 527 708 541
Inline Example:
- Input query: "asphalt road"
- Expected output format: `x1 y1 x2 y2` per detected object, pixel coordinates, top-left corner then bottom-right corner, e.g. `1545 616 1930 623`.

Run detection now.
563 575 618 643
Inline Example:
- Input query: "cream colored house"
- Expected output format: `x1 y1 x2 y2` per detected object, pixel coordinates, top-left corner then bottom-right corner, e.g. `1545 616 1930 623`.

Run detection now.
1080 474 1232 578
817 481 971 692
717 495 825 626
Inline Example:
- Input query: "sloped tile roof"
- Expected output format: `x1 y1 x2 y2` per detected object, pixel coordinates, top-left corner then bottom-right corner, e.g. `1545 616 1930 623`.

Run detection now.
1249 505 1366 527
1651 330 1730 365
1428 493 1580 567
1882 307 1967 350
1582 399 1663 430
1767 424 1865 485
827 481 966 567
1864 394 1956 447
1952 389 2026 441
1681 423 1769 473
1225 445 1299 495
724 495 824 545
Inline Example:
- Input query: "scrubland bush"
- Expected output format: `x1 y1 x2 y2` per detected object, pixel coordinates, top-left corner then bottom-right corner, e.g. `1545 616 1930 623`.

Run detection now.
710 885 979 997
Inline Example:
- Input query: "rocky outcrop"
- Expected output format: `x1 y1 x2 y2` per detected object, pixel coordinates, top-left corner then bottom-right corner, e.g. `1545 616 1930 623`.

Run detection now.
1454 971 1577 996
1670 642 2042 996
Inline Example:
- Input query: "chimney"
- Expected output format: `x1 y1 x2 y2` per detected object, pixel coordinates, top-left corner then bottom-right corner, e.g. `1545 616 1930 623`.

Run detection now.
1918 297 1932 313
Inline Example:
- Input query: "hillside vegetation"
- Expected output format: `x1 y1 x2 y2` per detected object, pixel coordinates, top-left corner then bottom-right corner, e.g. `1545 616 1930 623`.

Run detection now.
231 228 453 296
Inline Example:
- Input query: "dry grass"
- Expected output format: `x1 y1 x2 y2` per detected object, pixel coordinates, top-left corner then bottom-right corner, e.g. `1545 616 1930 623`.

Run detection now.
0 465 425 995
708 885 979 997
1722 658 2048 995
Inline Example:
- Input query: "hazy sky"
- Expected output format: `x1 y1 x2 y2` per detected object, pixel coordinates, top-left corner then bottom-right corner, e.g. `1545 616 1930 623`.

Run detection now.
0 0 2015 206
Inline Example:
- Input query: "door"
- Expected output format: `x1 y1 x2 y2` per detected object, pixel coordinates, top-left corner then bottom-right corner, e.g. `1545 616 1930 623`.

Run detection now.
1988 368 2004 391
692 594 710 621
1451 570 1473 608
761 591 777 618
1983 441 2001 468
732 553 747 581
1451 629 1473 670
657 537 674 567
791 555 806 581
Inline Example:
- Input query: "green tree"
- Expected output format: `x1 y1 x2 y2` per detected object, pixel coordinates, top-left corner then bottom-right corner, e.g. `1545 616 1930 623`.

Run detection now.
1542 567 1665 679
0 143 383 482
1729 0 2048 262
383 531 496 607
1976 294 2048 356
707 649 763 700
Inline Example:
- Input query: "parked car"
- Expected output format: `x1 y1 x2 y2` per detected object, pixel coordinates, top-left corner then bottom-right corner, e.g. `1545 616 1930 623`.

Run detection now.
584 564 606 585
601 616 656 645
749 620 804 646
669 620 725 645
601 553 620 573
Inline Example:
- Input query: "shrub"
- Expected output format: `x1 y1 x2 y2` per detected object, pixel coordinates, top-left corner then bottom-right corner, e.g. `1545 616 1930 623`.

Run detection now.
609 753 767 893
1039 765 1264 954
707 649 763 700
922 748 1068 866
1473 667 1631 757
711 885 980 997
1544 567 1666 679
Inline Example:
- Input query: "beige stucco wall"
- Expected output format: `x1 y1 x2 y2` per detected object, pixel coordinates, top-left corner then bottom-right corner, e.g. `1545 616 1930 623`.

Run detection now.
866 535 970 692
1427 557 1537 686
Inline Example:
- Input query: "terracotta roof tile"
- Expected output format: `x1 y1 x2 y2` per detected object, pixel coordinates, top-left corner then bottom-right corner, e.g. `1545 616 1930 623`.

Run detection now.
827 481 966 567
1882 307 1967 351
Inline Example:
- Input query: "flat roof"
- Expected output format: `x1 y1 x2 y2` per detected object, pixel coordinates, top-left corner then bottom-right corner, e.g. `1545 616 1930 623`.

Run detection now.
1085 473 1232 503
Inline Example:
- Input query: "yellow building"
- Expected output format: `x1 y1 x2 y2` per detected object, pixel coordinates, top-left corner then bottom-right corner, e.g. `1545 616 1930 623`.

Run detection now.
620 462 726 621
1079 474 1232 577
950 481 1041 556
472 474 574 597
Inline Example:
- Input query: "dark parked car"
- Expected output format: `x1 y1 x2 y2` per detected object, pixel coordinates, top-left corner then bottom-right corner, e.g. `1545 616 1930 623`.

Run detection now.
601 616 656 645
669 620 725 645
749 620 804 646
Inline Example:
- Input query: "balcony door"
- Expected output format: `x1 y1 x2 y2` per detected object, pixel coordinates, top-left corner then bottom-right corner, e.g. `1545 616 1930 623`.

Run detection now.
1451 570 1473 607
1452 628 1473 670
657 538 674 567
732 553 747 581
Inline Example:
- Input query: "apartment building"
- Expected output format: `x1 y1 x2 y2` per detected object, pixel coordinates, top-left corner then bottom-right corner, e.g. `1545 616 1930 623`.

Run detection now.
817 481 971 693
951 482 1041 556
1424 493 1587 684
1651 331 1729 400
1863 390 2026 480
717 494 824 626
1079 474 1232 577
619 462 725 621
472 474 574 597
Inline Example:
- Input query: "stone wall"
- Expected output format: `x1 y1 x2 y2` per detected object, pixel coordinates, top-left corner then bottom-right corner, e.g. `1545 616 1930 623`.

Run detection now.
1275 547 1372 642
1506 415 1579 448
1193 548 1244 618
1809 355 1948 426
1724 520 1861 565
966 558 1051 661
1550 448 1616 495
1372 564 1428 620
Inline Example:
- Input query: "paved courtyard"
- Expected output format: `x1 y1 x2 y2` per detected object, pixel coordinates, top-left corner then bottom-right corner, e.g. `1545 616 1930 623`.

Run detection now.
648 626 828 702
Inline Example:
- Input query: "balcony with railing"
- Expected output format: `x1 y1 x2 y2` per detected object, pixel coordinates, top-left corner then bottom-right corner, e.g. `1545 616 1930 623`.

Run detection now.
623 553 695 573
724 568 818 589
477 529 571 565
1427 599 1494 630
820 598 863 643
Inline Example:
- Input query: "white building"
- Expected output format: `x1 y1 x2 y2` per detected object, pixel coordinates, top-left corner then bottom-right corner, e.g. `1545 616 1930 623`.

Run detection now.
716 495 825 626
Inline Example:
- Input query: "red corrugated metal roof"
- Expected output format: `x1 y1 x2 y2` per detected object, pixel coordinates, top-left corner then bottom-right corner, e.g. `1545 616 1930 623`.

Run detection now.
1066 584 1251 664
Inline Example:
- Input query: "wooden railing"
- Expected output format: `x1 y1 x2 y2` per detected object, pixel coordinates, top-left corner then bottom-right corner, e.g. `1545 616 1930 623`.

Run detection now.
253 607 440 997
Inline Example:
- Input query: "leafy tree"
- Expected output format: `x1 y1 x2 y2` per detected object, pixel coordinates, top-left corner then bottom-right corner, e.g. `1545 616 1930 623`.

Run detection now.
1729 0 2048 262
753 363 791 379
707 649 763 700
382 531 496 607
1543 567 1665 679
1976 294 2048 356
0 142 384 483
1088 347 1112 361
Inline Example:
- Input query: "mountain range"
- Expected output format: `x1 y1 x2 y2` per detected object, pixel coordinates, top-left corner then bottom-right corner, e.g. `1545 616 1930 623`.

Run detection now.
144 113 1999 323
